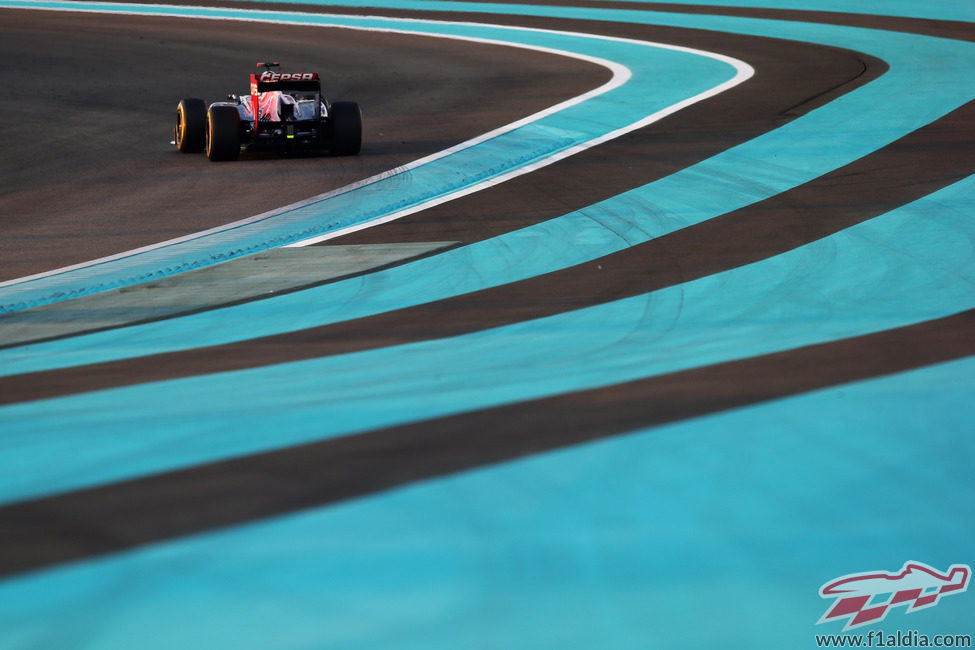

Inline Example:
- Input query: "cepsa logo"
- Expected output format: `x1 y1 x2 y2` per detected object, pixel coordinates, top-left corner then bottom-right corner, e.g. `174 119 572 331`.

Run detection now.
259 71 316 82
817 561 971 631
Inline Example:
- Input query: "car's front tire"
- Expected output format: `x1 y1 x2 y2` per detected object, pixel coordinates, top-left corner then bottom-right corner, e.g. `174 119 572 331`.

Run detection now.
329 101 362 156
205 105 241 162
175 98 206 153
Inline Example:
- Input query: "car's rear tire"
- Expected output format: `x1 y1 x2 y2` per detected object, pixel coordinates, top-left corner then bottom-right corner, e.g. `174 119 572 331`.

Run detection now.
175 98 206 153
329 101 362 156
206 105 241 161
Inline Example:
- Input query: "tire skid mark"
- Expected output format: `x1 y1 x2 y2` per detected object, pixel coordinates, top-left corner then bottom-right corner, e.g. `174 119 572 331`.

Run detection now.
2 97 972 403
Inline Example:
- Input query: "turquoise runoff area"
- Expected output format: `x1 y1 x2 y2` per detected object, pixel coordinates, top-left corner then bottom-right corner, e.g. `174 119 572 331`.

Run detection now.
1 358 973 648
1 172 973 505
2 2 974 374
0 1 973 648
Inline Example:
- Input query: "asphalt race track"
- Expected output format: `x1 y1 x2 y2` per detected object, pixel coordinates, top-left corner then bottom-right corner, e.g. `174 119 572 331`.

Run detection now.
0 1 972 648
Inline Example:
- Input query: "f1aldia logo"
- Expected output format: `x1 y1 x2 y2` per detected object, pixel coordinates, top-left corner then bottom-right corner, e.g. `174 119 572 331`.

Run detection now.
817 561 970 631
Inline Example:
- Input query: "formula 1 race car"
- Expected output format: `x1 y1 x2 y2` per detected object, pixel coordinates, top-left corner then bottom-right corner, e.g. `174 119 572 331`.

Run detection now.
174 62 362 161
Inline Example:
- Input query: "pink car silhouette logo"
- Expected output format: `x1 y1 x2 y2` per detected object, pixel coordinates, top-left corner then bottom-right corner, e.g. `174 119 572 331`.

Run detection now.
818 561 970 631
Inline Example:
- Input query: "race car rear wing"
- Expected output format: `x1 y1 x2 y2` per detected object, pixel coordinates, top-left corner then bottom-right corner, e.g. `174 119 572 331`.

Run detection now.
251 70 321 94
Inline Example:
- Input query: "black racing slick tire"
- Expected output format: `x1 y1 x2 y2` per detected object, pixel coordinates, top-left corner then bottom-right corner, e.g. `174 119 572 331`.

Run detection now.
175 98 206 153
329 101 362 156
205 105 241 162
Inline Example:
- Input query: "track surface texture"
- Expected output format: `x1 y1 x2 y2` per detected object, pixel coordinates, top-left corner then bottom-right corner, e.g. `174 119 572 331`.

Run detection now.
0 1 972 648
